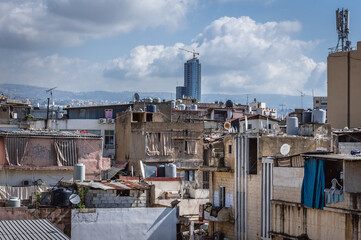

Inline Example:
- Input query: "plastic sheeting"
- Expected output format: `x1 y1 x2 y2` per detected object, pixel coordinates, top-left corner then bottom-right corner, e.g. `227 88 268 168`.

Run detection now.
301 159 325 210
4 137 28 166
186 141 197 155
54 140 78 166
146 133 173 156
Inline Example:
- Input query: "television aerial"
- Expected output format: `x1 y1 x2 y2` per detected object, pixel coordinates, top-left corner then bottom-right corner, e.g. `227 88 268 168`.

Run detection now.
134 93 140 102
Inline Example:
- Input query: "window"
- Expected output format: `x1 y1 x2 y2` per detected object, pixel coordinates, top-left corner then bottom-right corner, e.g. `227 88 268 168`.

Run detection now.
228 145 232 154
146 113 153 122
104 130 115 149
249 138 257 174
219 186 226 207
203 171 209 189
116 190 130 196
185 140 197 154
185 170 195 181
247 124 252 130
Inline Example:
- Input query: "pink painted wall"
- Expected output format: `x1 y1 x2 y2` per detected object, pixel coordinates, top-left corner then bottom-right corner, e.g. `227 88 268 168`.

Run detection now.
0 136 110 180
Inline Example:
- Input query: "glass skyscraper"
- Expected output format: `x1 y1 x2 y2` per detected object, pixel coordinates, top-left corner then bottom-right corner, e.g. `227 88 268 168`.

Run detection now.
184 58 201 102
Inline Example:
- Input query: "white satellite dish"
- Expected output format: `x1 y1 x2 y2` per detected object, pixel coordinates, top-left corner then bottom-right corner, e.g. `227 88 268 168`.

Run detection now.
280 144 290 156
69 194 81 205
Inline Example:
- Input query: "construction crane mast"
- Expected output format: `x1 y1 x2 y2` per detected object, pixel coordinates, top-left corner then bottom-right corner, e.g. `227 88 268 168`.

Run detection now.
179 48 199 59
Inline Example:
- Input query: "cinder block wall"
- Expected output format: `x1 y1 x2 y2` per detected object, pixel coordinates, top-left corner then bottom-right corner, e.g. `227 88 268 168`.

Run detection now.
85 189 147 208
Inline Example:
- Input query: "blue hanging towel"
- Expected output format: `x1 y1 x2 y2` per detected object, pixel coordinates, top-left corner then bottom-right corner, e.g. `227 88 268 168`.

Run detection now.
301 159 325 210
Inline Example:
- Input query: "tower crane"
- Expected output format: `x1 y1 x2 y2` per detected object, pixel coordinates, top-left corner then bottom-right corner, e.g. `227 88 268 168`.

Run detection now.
179 48 199 59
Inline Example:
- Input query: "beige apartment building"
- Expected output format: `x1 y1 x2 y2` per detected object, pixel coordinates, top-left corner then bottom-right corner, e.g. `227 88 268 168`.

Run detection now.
328 41 361 129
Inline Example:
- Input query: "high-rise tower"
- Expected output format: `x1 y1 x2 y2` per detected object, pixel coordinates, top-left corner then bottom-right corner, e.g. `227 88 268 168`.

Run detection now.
184 58 201 102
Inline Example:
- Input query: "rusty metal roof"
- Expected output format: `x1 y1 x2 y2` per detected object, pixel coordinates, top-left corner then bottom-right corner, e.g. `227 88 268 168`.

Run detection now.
78 180 148 190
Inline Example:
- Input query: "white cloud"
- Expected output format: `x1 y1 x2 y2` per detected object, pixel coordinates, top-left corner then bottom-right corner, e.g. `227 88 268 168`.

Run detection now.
104 16 326 95
0 16 327 96
0 0 195 49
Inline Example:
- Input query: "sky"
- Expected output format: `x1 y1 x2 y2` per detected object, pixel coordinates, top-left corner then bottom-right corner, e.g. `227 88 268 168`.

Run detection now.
0 0 360 97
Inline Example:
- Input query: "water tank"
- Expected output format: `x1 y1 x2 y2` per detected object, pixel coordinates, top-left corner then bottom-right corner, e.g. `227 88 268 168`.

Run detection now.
190 104 198 111
165 163 177 178
146 104 157 113
74 163 85 182
51 188 72 207
157 165 165 177
312 109 326 124
171 101 176 109
153 97 161 103
178 104 186 111
144 97 153 103
225 100 234 108
8 197 20 207
302 110 312 124
145 166 157 177
286 117 299 135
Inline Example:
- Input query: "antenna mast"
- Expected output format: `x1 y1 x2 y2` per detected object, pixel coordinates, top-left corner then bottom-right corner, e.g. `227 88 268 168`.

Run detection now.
330 8 351 53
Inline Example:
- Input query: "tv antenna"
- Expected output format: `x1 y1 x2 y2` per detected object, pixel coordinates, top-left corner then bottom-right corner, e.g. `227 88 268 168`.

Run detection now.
45 87 57 125
279 104 286 118
297 90 305 109
331 8 351 52
179 48 199 59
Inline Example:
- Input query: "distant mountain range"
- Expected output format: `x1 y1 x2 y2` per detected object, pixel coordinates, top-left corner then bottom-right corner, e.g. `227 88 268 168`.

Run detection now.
0 83 315 113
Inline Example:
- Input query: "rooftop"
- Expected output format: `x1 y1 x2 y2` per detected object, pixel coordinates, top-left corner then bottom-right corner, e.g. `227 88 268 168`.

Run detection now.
77 180 149 190
0 219 69 240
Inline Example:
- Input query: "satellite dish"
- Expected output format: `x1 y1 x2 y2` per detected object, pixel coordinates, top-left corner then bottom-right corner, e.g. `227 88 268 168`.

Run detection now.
69 194 81 204
280 144 290 156
134 93 140 102
224 122 231 130
272 123 281 133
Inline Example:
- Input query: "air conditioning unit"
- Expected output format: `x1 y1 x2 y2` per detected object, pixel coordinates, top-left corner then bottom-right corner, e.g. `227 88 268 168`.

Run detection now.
107 118 115 124
22 180 31 186
99 118 107 124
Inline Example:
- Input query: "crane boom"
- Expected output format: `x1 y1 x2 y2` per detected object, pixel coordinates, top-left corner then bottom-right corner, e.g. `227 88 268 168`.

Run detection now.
179 48 199 59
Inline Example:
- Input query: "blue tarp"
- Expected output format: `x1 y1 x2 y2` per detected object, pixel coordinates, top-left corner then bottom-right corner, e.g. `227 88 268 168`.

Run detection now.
301 159 325 210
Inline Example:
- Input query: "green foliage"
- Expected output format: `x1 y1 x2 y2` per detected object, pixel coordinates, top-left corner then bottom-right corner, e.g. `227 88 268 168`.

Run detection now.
76 186 90 209
25 114 34 119
35 191 42 203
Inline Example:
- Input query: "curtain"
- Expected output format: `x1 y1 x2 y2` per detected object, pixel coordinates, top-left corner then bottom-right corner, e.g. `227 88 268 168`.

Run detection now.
147 133 173 156
301 159 325 210
187 141 197 155
54 140 78 166
4 137 28 166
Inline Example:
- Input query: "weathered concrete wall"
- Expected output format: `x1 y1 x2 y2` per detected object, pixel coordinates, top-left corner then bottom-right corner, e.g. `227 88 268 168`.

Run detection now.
273 167 303 203
0 169 73 186
247 160 262 239
147 178 181 199
85 189 147 208
344 161 361 193
71 207 177 240
157 198 208 216
339 142 361 154
260 135 331 157
271 201 361 240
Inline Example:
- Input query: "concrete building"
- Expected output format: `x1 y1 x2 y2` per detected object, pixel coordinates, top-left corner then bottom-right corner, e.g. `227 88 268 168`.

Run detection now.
328 41 361 129
230 114 280 133
313 96 327 110
0 130 110 200
116 111 205 185
175 56 201 102
249 98 277 119
202 128 331 239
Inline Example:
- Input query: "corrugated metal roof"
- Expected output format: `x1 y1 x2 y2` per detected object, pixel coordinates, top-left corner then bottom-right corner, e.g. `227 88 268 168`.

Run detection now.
0 219 69 240
78 180 149 190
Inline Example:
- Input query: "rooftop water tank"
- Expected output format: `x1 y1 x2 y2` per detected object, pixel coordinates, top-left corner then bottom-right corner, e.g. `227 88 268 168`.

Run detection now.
145 165 157 178
157 165 165 177
74 163 85 182
312 109 326 124
226 100 234 108
171 101 176 109
51 188 72 207
286 117 299 135
178 104 186 111
302 110 312 124
190 104 198 111
8 197 20 207
165 163 177 178
144 97 153 103
153 97 161 103
146 104 157 113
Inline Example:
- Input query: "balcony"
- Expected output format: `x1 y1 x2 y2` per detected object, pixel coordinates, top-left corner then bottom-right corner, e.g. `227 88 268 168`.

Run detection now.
203 207 232 222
